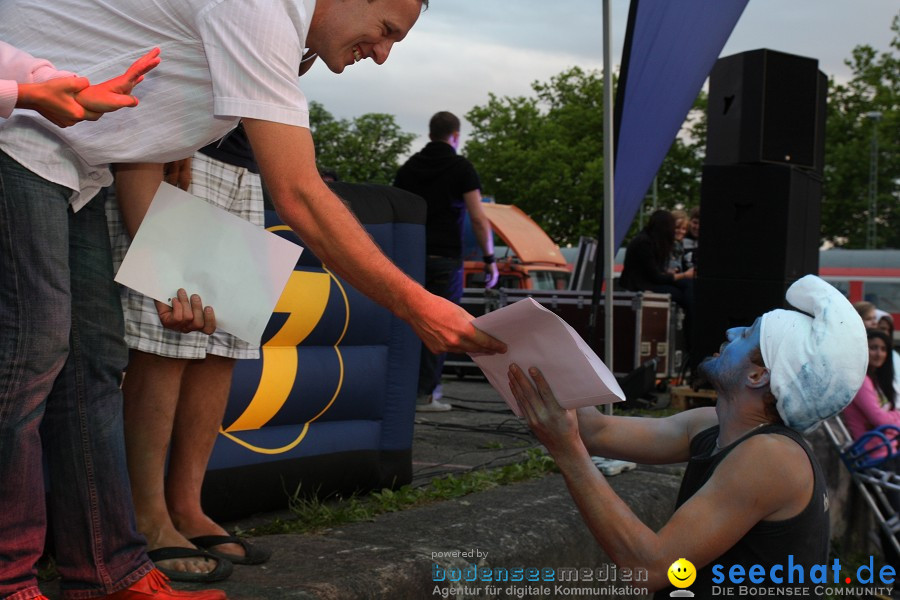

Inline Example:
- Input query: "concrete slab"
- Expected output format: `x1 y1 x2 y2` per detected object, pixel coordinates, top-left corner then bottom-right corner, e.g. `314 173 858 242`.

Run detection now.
41 375 859 599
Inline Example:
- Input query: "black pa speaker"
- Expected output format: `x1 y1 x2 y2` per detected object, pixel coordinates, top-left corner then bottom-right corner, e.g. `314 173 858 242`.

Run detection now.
706 49 827 172
692 277 794 366
698 164 821 282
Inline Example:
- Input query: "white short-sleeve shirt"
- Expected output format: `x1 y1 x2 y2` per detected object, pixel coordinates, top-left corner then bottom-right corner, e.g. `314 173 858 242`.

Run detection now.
0 0 315 210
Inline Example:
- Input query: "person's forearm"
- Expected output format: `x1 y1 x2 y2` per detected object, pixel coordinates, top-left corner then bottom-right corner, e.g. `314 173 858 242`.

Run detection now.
0 41 71 84
550 441 671 590
273 179 426 322
0 42 74 118
471 215 494 257
245 119 505 355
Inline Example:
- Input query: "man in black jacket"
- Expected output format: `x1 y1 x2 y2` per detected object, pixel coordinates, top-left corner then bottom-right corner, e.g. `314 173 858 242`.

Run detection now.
395 111 498 411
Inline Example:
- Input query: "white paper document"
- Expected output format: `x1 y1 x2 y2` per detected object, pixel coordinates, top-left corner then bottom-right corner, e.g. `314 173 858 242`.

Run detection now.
115 182 303 345
468 298 625 416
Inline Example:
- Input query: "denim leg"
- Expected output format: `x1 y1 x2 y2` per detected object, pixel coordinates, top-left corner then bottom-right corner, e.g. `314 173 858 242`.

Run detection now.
0 151 71 599
43 190 151 599
0 151 150 599
417 257 463 396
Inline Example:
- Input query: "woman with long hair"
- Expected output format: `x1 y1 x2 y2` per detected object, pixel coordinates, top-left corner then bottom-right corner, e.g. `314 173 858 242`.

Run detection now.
621 209 695 347
874 310 900 405
621 210 694 295
842 328 898 444
841 327 900 561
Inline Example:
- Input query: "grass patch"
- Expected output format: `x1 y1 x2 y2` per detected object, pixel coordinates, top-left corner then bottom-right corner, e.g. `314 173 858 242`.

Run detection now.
250 448 557 536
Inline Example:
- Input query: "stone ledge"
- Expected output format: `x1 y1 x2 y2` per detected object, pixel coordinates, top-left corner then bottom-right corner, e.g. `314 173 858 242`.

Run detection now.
188 469 682 600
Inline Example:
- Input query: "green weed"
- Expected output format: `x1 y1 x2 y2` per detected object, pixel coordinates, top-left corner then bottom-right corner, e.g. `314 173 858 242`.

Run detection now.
252 448 557 535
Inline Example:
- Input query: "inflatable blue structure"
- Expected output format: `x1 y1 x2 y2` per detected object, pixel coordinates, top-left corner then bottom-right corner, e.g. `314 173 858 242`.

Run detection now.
201 182 425 520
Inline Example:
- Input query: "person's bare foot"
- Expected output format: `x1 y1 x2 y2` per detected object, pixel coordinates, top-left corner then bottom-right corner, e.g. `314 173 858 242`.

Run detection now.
142 524 220 575
173 513 245 559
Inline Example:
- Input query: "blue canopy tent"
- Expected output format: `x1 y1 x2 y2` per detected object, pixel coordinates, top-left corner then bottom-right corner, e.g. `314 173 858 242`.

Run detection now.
592 0 750 369
611 0 750 249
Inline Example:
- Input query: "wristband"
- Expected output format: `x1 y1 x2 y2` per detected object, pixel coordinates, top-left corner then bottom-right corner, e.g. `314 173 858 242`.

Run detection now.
483 255 496 264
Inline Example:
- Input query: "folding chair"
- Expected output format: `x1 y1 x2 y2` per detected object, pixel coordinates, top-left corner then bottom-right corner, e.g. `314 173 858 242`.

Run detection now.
822 416 900 559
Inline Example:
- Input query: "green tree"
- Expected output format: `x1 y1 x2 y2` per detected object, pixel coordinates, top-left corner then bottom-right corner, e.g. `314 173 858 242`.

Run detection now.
823 14 899 248
465 67 705 247
308 101 416 185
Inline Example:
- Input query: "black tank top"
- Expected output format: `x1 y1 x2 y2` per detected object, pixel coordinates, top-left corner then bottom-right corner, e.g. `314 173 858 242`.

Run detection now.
653 425 829 600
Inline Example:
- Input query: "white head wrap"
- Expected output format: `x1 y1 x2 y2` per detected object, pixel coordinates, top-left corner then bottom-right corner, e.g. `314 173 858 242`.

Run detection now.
760 275 868 432
874 308 893 326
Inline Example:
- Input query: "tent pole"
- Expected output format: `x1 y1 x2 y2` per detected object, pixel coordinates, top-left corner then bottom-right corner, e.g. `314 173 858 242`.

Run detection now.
602 0 615 416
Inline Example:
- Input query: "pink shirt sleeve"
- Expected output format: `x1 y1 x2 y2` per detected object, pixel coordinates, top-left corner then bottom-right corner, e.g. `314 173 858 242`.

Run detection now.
843 375 900 441
0 41 75 119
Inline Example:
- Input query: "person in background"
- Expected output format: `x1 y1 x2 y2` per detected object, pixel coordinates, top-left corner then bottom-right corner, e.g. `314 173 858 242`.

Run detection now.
668 208 688 275
682 206 700 272
841 327 900 533
842 328 898 443
855 300 879 329
874 310 900 407
621 210 694 349
394 111 499 412
622 210 695 296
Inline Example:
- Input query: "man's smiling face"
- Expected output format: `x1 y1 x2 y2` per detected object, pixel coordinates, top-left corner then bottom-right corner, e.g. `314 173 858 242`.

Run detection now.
308 0 423 73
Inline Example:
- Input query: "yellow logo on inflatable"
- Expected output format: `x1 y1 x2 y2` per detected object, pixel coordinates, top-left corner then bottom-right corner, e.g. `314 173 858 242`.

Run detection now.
219 225 349 454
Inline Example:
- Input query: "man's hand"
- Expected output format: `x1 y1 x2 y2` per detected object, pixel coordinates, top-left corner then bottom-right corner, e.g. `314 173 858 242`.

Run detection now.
75 47 161 114
164 157 192 191
16 76 94 127
508 364 581 453
408 294 506 355
484 262 499 288
155 289 216 334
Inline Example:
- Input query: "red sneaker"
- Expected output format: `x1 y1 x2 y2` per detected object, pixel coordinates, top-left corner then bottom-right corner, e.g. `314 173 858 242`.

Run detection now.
102 569 226 600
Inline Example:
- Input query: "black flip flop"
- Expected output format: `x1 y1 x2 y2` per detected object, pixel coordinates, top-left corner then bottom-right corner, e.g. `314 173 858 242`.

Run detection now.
189 535 272 566
147 546 233 583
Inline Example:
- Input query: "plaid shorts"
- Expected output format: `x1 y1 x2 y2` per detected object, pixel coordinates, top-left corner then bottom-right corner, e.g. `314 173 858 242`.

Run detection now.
107 152 264 360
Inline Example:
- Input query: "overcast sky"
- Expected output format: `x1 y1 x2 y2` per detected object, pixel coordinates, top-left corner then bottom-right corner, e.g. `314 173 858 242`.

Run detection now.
301 1 899 153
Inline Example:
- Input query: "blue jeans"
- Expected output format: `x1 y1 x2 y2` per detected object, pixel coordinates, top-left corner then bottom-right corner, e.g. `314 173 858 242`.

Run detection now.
418 256 463 397
0 152 151 599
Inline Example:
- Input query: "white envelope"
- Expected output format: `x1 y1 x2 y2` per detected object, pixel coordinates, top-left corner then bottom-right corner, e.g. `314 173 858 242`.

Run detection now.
115 182 303 344
468 298 625 416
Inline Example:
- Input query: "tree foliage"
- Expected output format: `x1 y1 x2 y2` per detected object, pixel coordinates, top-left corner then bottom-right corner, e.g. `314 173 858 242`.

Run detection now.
464 67 705 247
822 13 900 248
307 101 416 185
464 67 604 247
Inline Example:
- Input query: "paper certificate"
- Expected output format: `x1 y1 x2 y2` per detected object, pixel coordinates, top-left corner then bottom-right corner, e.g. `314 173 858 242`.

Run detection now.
115 182 303 344
468 298 625 416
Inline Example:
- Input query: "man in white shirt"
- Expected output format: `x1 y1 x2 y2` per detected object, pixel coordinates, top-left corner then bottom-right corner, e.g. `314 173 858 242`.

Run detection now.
0 1 504 599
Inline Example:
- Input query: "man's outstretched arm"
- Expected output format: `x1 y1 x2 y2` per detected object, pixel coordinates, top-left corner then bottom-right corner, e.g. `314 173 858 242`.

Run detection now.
244 118 506 355
508 365 812 591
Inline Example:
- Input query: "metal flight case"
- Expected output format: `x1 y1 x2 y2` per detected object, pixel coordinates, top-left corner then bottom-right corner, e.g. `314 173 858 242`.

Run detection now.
444 288 677 381
495 289 673 379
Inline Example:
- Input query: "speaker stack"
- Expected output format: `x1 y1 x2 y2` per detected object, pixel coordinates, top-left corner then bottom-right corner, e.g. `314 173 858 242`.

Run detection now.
693 48 827 367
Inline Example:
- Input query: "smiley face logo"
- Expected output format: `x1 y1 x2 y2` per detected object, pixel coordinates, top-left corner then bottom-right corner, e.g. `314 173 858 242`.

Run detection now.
667 558 696 588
